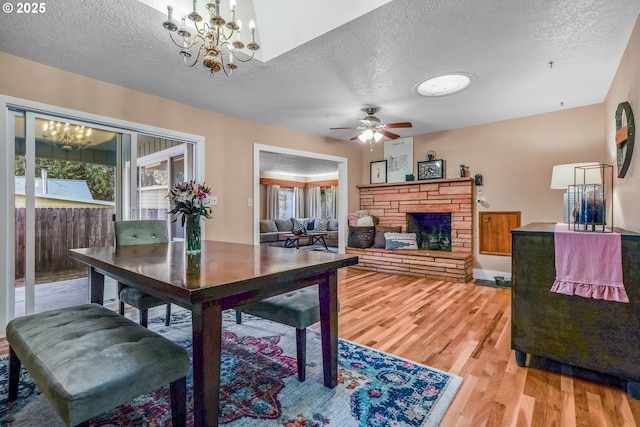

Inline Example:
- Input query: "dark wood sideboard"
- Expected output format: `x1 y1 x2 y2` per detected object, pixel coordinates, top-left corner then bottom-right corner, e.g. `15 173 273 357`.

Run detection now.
511 222 640 397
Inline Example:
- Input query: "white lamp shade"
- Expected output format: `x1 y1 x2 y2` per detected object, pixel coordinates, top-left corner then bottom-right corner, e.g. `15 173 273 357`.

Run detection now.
550 162 600 189
358 129 373 142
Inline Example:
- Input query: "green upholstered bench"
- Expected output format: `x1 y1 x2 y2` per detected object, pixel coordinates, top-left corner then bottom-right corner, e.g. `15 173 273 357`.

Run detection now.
235 285 336 381
6 304 189 427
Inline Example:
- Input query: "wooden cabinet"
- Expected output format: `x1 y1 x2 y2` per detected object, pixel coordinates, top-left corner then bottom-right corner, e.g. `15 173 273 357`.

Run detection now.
511 222 640 397
479 211 520 256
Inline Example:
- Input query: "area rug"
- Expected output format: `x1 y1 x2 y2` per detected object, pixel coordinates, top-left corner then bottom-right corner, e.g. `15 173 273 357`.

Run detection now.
0 310 462 426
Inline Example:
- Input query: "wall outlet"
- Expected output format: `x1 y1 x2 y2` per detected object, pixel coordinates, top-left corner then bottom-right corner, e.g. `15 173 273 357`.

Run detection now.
211 196 218 205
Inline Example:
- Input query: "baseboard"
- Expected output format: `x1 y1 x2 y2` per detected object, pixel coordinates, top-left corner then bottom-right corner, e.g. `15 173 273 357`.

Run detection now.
473 269 511 281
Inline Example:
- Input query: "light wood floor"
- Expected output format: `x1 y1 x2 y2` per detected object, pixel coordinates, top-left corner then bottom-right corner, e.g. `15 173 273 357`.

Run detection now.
3 267 640 426
337 268 640 427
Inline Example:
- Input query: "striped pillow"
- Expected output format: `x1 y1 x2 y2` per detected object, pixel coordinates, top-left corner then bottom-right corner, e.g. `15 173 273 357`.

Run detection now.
384 232 419 250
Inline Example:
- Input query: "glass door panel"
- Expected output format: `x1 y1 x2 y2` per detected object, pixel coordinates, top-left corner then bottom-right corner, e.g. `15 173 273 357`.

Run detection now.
135 138 192 240
10 111 196 319
14 114 126 315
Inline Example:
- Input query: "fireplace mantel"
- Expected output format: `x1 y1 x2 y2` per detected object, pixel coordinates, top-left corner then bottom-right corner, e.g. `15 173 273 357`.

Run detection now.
356 177 473 189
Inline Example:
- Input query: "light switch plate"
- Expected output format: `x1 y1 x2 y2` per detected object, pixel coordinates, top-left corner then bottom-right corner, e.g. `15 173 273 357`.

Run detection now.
211 196 218 205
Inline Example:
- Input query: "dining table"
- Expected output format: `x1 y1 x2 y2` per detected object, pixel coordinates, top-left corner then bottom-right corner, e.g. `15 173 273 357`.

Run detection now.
69 240 358 427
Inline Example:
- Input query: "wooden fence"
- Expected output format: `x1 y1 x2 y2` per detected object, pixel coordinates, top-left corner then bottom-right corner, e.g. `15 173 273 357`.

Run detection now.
14 208 168 278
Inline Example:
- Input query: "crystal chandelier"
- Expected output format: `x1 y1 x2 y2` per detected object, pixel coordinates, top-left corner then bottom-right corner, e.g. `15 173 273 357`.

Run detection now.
162 0 260 77
42 120 93 150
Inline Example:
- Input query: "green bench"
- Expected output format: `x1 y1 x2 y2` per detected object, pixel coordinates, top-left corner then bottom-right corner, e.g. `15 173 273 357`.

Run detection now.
6 304 189 426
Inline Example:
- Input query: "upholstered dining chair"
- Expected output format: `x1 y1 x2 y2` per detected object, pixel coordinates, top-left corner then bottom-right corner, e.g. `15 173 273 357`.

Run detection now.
235 286 339 381
114 220 171 327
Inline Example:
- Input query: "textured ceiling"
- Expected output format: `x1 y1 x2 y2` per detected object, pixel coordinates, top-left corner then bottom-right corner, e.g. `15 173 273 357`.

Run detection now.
1 0 639 176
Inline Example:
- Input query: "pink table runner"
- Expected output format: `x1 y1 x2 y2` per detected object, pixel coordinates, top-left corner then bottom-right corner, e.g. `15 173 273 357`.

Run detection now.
551 223 628 302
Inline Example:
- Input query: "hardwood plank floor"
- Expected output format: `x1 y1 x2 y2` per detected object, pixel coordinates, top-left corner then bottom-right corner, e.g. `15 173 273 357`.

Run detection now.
337 268 640 427
2 267 640 426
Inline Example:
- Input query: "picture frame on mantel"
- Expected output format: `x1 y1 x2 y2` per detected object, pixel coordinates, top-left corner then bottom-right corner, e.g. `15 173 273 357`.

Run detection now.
418 159 446 180
384 137 413 182
370 160 387 184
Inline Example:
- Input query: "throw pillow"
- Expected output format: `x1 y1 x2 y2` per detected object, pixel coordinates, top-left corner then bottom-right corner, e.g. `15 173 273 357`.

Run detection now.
385 232 419 250
373 225 402 248
348 212 361 226
307 218 315 231
328 219 339 231
356 215 375 227
260 219 278 233
348 226 375 248
315 218 329 231
275 219 294 232
292 218 309 234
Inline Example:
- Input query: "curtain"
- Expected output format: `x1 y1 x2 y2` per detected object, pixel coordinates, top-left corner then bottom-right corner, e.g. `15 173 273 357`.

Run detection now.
266 184 280 219
293 187 305 218
306 187 322 218
331 185 338 219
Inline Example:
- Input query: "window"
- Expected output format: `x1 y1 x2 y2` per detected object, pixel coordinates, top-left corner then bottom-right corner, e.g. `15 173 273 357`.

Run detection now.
320 187 334 219
278 187 294 219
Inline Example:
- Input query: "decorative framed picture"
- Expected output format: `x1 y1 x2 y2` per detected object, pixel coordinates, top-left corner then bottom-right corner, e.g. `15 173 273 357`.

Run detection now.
418 159 445 180
370 160 387 184
384 137 413 183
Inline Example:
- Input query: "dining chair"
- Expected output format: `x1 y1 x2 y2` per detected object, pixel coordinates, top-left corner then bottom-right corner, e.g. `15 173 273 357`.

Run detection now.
114 220 172 327
235 286 338 381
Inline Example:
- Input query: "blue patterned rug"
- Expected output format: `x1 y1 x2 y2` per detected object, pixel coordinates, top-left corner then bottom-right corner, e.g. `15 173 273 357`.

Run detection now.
0 310 462 426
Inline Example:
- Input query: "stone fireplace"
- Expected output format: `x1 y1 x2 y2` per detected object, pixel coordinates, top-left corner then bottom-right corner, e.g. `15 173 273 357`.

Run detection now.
406 212 451 251
346 178 474 282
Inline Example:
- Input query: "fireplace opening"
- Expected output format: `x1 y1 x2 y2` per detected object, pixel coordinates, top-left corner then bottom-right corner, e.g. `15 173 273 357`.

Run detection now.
406 212 452 251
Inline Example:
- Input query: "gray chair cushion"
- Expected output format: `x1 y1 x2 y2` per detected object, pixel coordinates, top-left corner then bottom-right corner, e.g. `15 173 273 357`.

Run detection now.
6 304 189 427
119 287 166 310
114 220 169 246
237 286 338 330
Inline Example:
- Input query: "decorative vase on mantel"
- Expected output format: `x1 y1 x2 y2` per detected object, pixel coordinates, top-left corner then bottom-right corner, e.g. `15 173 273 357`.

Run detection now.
184 214 202 254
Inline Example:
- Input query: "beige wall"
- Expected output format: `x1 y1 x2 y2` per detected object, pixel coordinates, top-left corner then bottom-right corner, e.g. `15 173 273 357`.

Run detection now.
605 15 640 231
0 52 364 244
361 105 606 273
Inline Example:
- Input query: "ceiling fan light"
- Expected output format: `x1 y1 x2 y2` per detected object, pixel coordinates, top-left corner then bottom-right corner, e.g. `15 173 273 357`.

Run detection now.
359 129 373 142
373 131 383 142
415 73 474 97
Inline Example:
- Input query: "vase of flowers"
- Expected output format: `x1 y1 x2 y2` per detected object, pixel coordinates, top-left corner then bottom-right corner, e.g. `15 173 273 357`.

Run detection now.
167 180 212 254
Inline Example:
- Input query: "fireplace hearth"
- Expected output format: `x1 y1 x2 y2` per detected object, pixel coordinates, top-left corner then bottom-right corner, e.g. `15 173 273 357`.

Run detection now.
406 212 452 251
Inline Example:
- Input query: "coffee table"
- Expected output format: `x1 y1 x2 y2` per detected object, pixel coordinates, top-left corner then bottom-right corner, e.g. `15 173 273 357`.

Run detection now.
283 232 329 250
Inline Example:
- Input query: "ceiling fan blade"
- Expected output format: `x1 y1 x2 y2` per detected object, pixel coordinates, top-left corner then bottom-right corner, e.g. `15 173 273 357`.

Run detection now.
349 135 360 141
381 130 400 139
385 122 413 128
330 127 356 130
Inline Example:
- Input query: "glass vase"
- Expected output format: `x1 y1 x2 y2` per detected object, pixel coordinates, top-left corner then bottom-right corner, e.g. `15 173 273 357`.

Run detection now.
184 215 202 254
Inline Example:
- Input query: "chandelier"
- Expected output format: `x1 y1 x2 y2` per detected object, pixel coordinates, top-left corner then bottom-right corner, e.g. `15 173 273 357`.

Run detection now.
162 0 260 77
42 120 93 150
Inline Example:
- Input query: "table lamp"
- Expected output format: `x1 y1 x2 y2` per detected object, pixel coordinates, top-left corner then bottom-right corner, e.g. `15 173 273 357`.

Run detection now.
550 162 599 222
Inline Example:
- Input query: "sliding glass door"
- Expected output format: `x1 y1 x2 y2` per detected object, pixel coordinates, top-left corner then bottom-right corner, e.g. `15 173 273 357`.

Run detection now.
10 113 195 317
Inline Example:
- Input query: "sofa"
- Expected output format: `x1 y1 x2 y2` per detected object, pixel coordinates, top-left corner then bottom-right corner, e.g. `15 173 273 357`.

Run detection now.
259 218 339 247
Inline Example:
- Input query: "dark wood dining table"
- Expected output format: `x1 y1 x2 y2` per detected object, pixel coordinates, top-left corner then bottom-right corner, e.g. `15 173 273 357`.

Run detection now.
69 240 358 427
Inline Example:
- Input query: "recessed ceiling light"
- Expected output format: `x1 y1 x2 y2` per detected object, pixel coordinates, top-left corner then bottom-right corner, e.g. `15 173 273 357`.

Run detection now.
415 73 474 97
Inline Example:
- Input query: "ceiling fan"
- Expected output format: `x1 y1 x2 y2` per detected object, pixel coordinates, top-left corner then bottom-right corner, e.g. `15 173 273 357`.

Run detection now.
330 107 412 149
